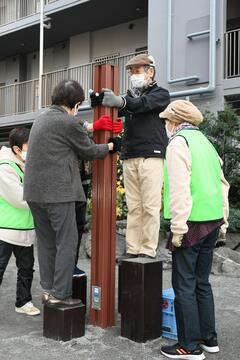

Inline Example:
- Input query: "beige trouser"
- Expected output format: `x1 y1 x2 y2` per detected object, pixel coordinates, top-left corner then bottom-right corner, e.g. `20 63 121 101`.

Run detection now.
123 157 164 257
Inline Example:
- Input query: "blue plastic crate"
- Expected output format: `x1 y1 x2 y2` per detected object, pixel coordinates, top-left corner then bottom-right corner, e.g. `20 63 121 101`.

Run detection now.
162 288 178 340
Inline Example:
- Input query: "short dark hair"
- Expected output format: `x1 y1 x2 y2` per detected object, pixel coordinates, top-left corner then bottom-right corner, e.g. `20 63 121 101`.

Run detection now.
51 80 85 109
9 127 30 153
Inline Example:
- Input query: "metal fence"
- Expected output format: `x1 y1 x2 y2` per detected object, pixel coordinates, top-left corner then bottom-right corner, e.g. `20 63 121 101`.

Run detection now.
0 0 58 26
225 28 240 78
0 51 146 117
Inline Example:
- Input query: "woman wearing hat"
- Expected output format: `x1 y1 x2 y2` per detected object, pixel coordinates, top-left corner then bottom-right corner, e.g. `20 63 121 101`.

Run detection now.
160 100 229 360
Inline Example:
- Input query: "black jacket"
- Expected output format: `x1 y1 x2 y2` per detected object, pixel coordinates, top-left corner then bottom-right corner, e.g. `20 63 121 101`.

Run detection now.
119 83 170 160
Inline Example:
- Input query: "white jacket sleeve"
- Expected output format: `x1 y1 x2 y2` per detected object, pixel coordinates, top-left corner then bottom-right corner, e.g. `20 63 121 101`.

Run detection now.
166 137 192 235
0 165 29 209
218 157 230 234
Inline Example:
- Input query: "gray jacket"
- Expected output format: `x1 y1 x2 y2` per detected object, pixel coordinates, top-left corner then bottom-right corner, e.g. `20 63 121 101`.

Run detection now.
23 105 109 203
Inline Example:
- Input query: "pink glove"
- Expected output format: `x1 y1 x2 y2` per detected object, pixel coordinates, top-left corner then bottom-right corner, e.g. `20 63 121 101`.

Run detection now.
113 119 123 134
93 115 113 131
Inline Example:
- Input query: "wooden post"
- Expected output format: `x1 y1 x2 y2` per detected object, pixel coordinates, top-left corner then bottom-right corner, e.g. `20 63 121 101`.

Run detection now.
90 64 118 327
43 304 86 341
120 258 163 342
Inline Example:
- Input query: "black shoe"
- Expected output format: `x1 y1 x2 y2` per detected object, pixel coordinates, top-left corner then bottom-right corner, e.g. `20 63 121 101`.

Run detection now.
200 337 219 353
116 253 138 263
73 266 86 277
138 254 155 259
46 295 82 306
161 343 205 359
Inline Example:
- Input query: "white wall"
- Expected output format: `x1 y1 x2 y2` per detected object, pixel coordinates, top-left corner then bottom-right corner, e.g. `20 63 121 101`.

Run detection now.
27 52 39 79
26 40 69 79
69 32 91 67
90 17 147 60
69 17 147 66
25 17 147 78
0 60 6 84
5 56 20 84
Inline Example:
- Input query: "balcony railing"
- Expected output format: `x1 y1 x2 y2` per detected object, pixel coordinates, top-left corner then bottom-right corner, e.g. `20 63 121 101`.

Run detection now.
0 0 58 26
224 28 240 78
0 51 147 117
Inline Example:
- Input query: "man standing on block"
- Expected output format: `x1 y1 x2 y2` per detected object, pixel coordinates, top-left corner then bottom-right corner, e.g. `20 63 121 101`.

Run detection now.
100 54 170 259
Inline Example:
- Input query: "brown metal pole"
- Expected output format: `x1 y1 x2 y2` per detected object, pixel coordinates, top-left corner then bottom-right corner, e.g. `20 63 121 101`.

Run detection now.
90 64 118 327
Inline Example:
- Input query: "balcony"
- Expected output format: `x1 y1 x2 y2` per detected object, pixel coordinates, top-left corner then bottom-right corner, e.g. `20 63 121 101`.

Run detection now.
0 0 59 27
0 51 146 117
224 28 240 78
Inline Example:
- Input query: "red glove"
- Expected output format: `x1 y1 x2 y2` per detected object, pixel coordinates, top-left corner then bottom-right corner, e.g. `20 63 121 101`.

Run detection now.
93 115 113 131
113 119 123 134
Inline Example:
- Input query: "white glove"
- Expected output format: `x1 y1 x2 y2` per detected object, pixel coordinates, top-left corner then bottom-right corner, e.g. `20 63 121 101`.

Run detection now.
172 234 183 247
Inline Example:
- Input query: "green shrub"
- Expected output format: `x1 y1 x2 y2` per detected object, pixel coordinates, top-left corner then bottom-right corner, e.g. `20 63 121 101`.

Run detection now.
200 105 240 209
228 207 240 233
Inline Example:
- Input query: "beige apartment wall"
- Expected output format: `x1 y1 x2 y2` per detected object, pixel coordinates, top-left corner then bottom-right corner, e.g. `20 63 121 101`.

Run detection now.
69 32 91 67
22 17 148 81
90 17 147 60
0 60 6 85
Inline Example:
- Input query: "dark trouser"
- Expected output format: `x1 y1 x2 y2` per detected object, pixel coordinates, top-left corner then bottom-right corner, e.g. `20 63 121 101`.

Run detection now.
172 227 219 350
0 240 34 307
75 201 87 266
28 202 78 299
75 183 89 266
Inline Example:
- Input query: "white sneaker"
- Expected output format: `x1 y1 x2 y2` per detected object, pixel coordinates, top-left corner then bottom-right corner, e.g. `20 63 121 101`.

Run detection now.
15 301 40 316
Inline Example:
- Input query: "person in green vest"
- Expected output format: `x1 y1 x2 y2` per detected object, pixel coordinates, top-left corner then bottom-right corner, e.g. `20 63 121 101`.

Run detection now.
159 100 229 360
0 127 40 316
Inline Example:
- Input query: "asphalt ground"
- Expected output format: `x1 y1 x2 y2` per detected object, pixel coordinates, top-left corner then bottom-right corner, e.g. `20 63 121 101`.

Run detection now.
0 253 240 360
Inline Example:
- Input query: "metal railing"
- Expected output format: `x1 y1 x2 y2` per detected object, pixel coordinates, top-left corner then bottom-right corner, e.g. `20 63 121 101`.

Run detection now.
225 28 240 78
0 0 58 26
0 51 146 117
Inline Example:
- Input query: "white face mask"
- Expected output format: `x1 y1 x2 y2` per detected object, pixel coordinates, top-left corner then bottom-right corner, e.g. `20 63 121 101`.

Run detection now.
130 73 147 89
21 151 27 161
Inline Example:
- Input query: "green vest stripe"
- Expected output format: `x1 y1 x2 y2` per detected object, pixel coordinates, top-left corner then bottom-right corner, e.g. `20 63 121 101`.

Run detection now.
164 129 224 221
0 160 34 230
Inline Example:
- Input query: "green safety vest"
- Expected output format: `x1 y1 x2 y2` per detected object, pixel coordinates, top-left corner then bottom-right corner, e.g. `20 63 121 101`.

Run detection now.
164 129 224 221
0 160 34 230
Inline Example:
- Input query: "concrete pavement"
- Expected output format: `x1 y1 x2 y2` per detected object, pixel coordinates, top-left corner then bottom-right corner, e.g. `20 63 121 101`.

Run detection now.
0 253 240 360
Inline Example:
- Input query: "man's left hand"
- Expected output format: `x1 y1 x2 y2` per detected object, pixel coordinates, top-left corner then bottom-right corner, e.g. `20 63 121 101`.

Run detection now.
113 119 123 134
102 88 124 108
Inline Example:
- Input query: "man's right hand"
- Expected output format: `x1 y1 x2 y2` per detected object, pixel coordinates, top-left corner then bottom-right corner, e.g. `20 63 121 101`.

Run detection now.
90 90 104 107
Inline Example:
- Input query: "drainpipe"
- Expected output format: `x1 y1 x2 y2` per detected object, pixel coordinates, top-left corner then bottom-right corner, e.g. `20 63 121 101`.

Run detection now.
38 0 44 110
167 0 217 98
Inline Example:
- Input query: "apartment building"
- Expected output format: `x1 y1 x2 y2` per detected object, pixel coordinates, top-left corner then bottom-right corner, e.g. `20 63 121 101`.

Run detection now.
149 0 240 113
0 0 148 142
0 0 239 143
